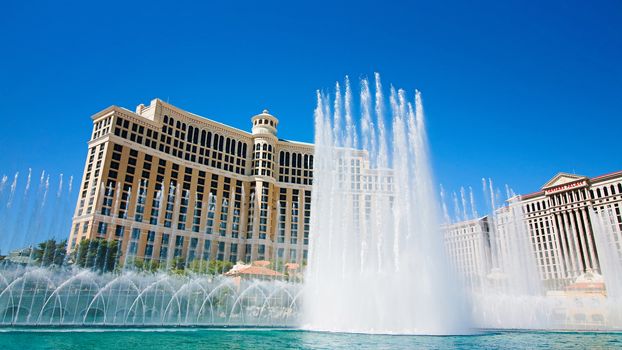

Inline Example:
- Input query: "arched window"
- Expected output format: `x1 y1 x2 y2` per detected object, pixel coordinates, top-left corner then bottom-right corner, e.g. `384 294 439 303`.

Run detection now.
304 154 309 169
292 153 297 168
618 184 622 194
262 144 268 151
231 139 236 155
268 145 272 152
206 132 212 147
285 152 290 166
237 141 243 157
213 134 219 149
536 202 541 211
187 126 194 142
163 115 169 124
181 123 186 131
611 185 616 195
279 151 285 166
310 155 314 169
218 135 224 151
169 117 175 126
297 153 302 167
176 120 181 129
193 128 198 144
242 143 247 157
225 138 231 153
201 130 206 145
596 188 602 198
604 187 609 197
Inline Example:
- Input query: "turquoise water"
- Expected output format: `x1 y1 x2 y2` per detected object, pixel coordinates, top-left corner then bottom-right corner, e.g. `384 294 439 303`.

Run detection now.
1 328 621 349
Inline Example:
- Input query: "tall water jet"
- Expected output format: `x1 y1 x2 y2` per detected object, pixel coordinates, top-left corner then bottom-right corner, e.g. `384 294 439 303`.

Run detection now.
304 74 470 334
591 207 622 298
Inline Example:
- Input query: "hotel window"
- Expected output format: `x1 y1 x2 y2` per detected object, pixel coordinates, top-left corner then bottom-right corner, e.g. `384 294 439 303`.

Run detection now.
135 181 147 222
291 195 299 244
219 198 229 236
128 231 140 256
244 244 252 263
174 235 184 257
188 237 198 262
246 187 256 239
278 195 286 243
202 240 212 261
258 183 270 239
193 193 203 233
229 243 238 263
206 193 216 234
97 222 108 235
289 248 297 262
115 225 125 238
150 190 161 225
217 242 225 261
159 243 169 261
177 189 189 231
258 244 266 260
232 203 240 238
163 183 176 228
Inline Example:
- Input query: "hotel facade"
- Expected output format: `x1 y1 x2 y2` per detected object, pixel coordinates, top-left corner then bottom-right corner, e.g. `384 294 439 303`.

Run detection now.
69 98 315 267
70 97 622 281
444 171 622 290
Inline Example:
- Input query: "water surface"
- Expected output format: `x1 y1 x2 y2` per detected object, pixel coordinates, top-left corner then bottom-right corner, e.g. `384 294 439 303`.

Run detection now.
1 328 621 349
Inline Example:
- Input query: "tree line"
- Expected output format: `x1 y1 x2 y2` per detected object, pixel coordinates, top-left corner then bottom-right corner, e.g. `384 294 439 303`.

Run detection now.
16 238 234 275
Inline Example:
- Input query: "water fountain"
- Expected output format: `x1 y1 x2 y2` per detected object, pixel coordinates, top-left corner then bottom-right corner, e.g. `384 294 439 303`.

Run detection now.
303 74 470 334
1 75 621 335
0 267 300 326
0 170 301 327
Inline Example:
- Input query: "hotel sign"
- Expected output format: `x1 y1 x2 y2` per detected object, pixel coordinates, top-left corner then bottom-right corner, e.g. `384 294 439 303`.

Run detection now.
545 180 587 195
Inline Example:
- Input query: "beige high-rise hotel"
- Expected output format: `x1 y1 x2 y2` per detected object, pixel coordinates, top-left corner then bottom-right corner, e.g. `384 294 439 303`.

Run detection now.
69 98 314 266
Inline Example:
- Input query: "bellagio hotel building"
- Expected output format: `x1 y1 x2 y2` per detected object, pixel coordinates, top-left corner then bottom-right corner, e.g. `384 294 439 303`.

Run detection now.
69 98 314 266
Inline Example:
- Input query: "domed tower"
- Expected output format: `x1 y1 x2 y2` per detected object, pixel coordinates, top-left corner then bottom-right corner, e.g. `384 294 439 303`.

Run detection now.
250 110 278 178
246 110 279 260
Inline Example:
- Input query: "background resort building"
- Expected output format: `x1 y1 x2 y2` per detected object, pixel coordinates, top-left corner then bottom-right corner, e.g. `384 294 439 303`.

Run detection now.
69 99 316 267
444 171 622 290
442 216 492 289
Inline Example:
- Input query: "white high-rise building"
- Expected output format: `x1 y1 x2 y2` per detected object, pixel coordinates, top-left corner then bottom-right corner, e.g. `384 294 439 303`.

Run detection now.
444 171 622 290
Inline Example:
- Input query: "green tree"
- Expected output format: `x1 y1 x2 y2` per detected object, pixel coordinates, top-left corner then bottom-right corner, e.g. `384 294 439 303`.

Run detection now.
185 259 233 275
74 238 119 272
208 260 233 275
33 239 67 267
127 258 160 272
146 259 161 272
186 259 210 274
169 256 187 274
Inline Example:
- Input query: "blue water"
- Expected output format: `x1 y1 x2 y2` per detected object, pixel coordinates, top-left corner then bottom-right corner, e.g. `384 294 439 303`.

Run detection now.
1 328 621 349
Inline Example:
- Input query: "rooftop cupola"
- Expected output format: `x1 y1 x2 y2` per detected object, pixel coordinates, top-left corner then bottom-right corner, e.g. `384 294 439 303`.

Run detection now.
251 109 279 137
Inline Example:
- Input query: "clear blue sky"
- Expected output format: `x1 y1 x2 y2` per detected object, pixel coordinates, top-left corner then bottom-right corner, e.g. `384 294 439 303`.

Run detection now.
1 0 620 202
